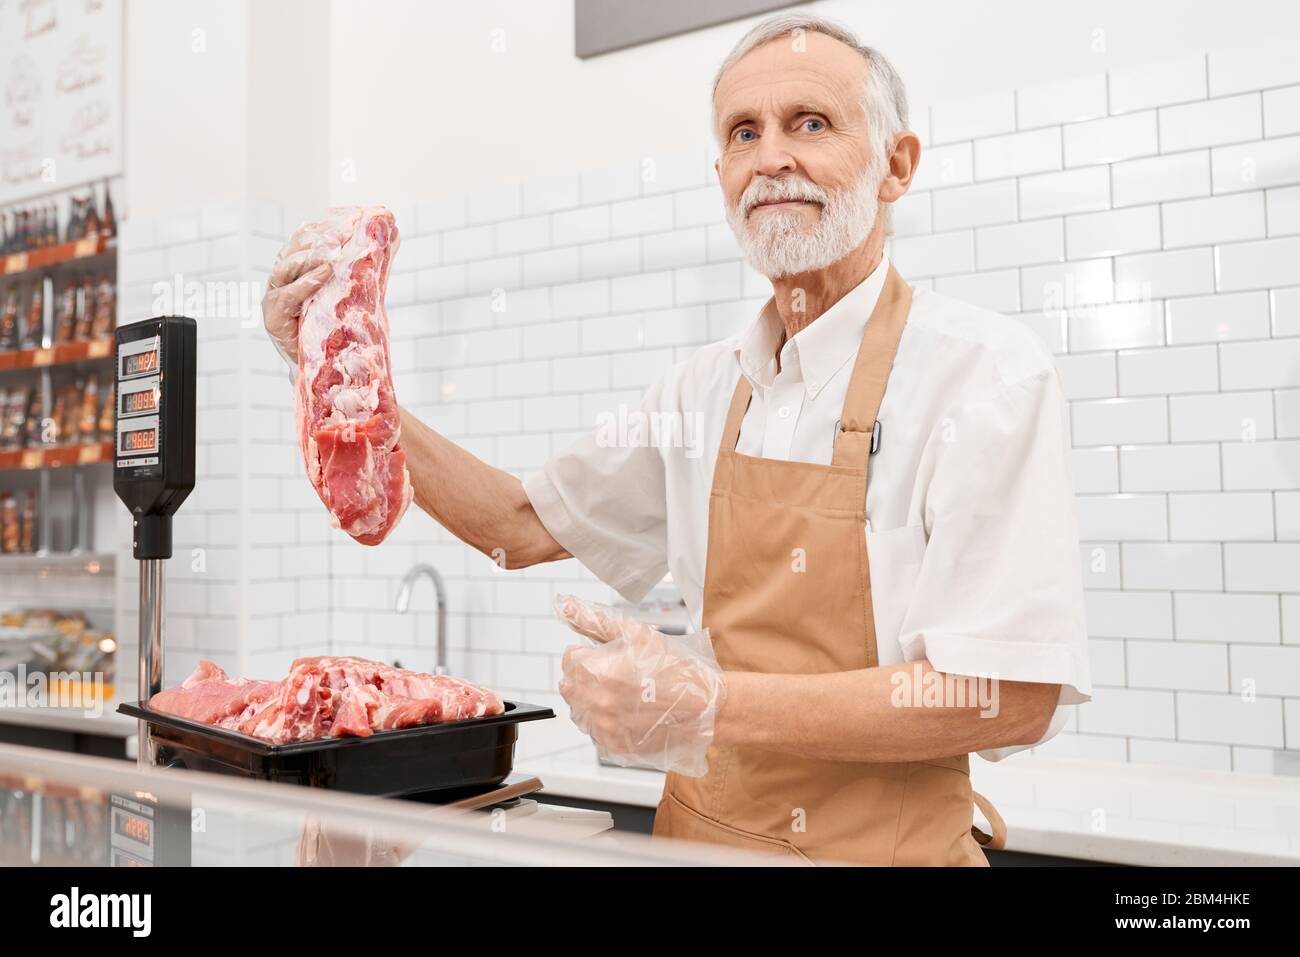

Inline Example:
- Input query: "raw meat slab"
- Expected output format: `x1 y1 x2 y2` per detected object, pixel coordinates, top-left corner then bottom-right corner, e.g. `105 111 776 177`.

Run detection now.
296 206 412 546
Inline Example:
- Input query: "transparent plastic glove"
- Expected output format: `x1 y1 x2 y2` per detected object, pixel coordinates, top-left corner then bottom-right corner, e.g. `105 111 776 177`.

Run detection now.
261 219 334 382
554 594 725 777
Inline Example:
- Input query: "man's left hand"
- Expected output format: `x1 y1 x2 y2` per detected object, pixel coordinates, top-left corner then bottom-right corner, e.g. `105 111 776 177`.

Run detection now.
555 595 726 776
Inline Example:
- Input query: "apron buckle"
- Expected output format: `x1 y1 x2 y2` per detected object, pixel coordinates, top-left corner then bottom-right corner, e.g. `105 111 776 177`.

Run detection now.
833 419 882 454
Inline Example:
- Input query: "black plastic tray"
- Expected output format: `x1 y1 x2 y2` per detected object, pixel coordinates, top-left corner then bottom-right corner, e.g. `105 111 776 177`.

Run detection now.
119 700 554 799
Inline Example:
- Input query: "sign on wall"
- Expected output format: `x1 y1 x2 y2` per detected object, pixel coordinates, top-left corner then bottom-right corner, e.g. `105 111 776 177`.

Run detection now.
575 0 809 58
0 0 124 204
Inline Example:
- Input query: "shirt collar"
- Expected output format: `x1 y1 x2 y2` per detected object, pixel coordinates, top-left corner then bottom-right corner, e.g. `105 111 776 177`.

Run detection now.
735 255 891 399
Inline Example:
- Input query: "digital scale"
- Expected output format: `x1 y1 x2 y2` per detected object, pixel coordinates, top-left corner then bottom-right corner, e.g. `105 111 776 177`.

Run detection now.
109 315 196 866
112 316 196 764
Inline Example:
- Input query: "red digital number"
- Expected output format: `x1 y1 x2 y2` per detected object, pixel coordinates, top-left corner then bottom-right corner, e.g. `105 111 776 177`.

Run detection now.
122 817 151 843
124 429 155 452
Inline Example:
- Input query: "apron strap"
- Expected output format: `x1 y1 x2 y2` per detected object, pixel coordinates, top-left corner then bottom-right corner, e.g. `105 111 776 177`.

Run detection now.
720 372 754 453
831 265 913 469
970 790 1008 850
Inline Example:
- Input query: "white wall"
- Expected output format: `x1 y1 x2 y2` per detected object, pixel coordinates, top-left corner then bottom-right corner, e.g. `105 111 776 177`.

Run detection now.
125 0 331 219
323 0 1300 204
124 0 250 217
247 0 332 209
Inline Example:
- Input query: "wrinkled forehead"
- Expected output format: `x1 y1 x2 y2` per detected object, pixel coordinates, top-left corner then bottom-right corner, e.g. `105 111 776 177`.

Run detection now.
713 31 870 130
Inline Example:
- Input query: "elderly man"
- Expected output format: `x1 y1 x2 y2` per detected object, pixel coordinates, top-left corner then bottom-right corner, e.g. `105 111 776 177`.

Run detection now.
263 14 1091 866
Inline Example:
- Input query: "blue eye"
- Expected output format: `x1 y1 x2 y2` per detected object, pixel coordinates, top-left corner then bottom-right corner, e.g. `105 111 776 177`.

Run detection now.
803 119 825 132
735 129 756 143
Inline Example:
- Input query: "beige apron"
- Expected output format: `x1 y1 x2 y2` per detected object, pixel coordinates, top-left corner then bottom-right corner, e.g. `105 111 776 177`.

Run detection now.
653 265 1008 866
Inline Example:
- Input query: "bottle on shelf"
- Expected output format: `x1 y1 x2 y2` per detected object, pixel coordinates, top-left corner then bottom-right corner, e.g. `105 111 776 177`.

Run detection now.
0 389 29 449
55 383 81 445
72 275 95 341
100 182 116 240
53 279 77 345
0 493 18 554
19 282 42 349
90 275 115 339
23 390 43 448
78 374 99 438
72 381 88 442
97 382 113 440
20 491 34 553
0 287 18 350
65 197 82 243
82 195 100 241
47 388 67 445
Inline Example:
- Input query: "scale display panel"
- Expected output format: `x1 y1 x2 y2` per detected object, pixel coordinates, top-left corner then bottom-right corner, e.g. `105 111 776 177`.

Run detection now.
108 793 155 865
115 337 164 471
113 316 197 561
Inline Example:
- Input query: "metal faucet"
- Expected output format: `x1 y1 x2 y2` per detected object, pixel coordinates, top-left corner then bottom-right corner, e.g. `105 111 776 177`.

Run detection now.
395 564 448 675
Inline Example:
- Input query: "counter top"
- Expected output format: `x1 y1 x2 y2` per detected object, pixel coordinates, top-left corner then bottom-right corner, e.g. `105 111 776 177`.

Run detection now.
521 745 667 808
0 743 768 866
519 744 1300 866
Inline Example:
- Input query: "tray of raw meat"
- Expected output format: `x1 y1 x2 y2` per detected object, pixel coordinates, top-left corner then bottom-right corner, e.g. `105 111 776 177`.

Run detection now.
119 657 553 797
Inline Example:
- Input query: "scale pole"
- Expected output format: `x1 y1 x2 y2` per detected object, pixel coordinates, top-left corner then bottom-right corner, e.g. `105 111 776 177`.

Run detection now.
137 557 164 769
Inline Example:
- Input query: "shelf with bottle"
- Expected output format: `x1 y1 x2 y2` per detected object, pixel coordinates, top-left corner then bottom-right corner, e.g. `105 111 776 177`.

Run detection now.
0 441 114 472
0 372 115 472
0 181 117 277
0 481 113 571
0 269 117 366
0 236 114 278
0 340 113 372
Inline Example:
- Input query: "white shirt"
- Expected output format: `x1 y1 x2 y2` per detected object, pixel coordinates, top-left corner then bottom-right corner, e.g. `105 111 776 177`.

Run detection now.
524 255 1092 761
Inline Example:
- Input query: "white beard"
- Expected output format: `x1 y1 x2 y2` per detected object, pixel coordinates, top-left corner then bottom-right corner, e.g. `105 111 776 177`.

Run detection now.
726 165 884 279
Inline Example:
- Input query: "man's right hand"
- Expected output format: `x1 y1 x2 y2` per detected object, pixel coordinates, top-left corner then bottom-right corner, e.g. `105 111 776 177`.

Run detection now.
262 219 334 375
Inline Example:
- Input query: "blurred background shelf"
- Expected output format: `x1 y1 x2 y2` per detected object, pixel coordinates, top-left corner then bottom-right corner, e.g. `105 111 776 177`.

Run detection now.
0 339 114 373
0 442 113 473
0 553 113 575
1 236 114 278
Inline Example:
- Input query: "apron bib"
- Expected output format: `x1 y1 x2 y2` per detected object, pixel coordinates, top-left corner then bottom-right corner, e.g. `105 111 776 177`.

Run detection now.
653 265 1007 866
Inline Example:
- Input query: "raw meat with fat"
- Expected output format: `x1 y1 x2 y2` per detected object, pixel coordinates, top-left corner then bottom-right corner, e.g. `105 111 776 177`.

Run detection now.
296 206 411 546
149 656 505 744
149 660 280 727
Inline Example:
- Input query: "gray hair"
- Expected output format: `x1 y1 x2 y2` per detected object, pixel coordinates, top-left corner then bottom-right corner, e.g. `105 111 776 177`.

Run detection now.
712 13 909 169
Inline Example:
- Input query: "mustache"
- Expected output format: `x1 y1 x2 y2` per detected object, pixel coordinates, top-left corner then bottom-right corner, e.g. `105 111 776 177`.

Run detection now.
738 176 830 214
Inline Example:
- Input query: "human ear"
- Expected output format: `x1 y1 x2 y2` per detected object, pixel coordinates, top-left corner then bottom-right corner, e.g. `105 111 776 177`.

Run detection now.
878 131 921 203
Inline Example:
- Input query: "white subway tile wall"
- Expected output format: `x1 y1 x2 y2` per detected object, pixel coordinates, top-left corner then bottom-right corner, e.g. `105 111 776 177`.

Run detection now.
124 37 1299 771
